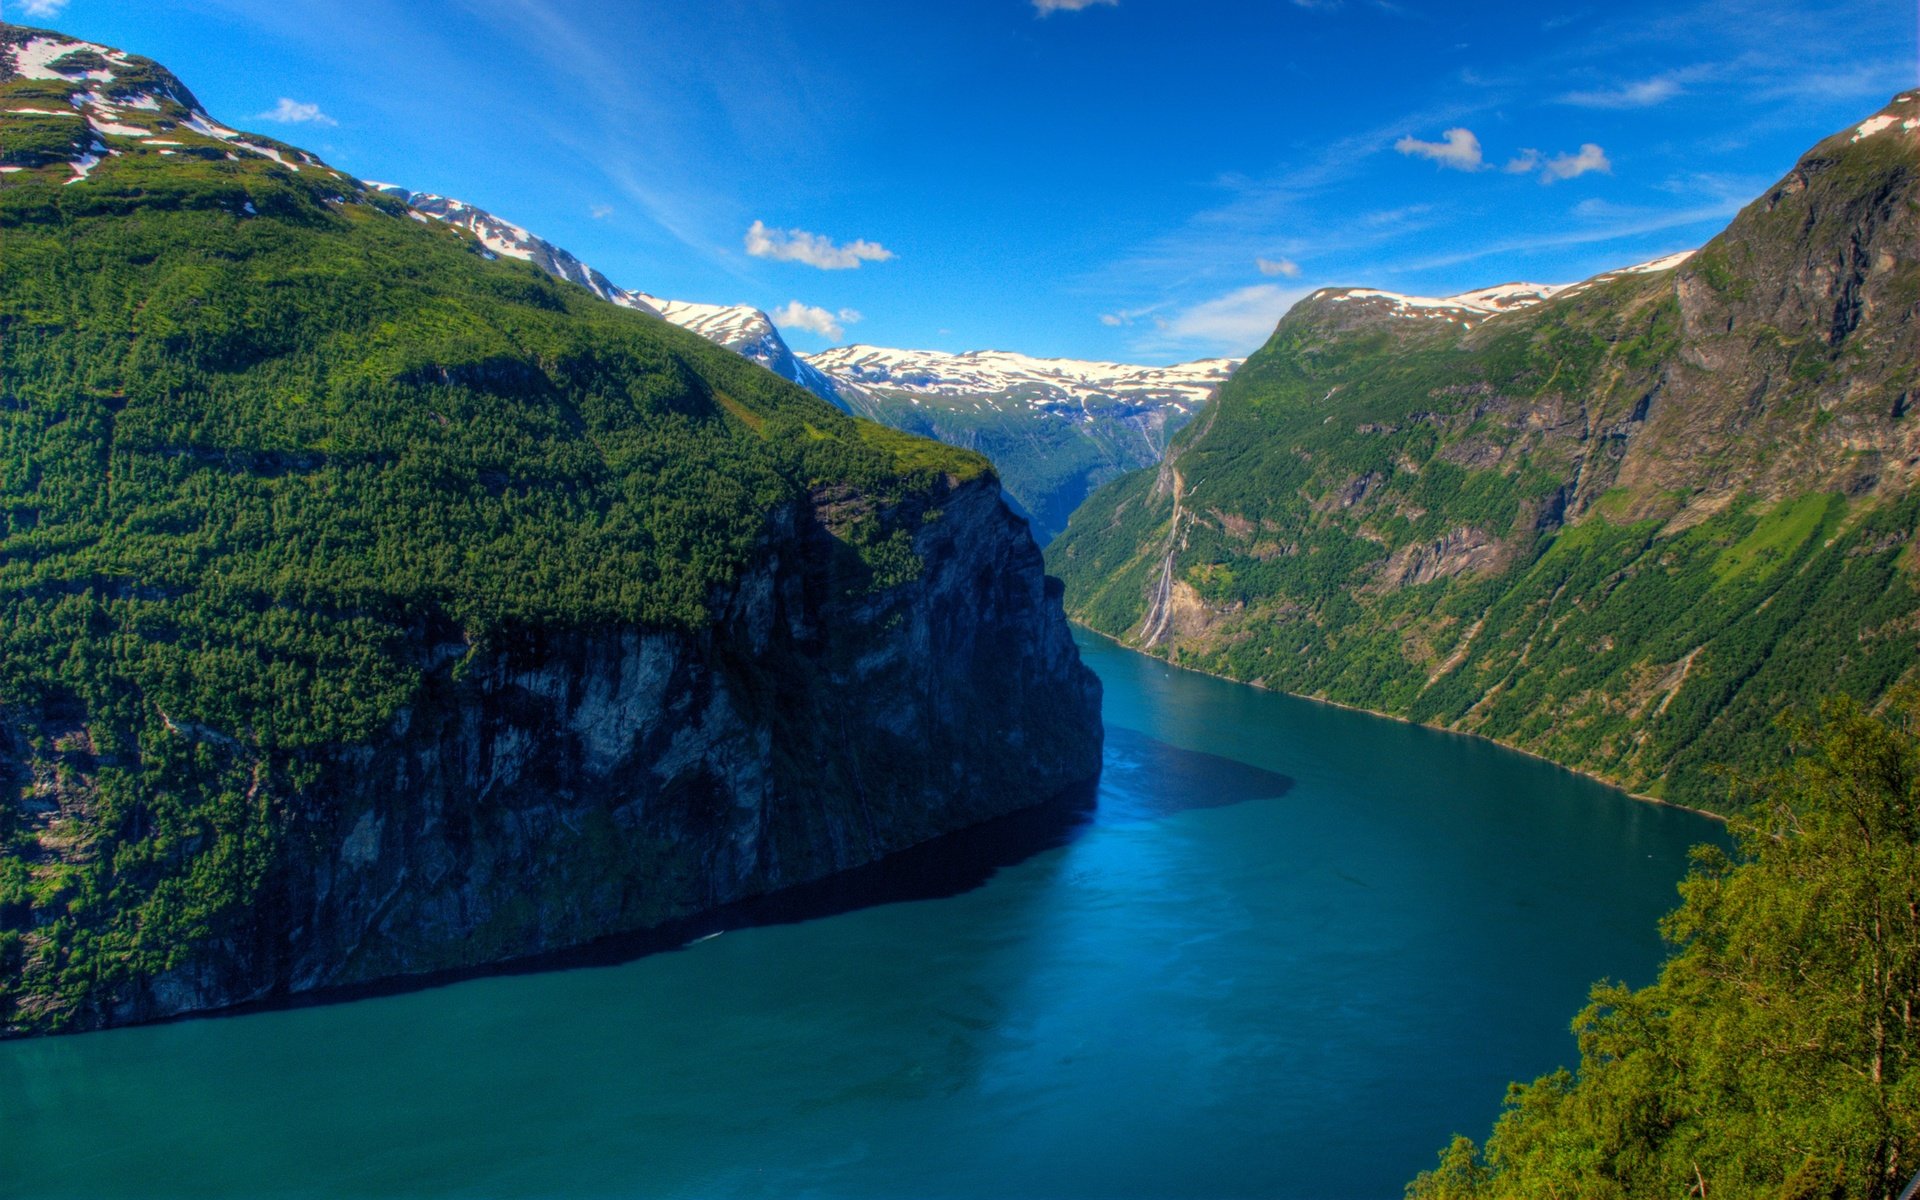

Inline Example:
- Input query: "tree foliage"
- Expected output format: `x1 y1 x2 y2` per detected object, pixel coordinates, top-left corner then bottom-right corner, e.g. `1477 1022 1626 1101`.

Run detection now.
1409 698 1920 1199
0 145 986 1031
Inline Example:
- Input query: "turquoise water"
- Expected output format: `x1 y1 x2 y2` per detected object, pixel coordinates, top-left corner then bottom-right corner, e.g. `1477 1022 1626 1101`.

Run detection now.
0 631 1720 1199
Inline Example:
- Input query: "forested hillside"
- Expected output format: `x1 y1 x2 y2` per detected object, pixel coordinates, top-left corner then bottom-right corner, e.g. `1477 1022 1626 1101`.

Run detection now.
1052 91 1920 811
0 24 1101 1035
1409 697 1920 1199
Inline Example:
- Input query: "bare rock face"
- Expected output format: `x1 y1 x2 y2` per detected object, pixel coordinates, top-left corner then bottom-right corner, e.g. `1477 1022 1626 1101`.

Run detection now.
11 476 1102 1034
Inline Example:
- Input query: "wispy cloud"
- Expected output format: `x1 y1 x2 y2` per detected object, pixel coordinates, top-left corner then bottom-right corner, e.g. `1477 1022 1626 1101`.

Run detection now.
1141 284 1313 354
1541 143 1611 182
1033 0 1116 13
258 97 337 126
1395 128 1486 171
746 220 894 270
772 301 862 341
1257 257 1301 277
1099 303 1166 327
1560 77 1685 108
17 0 69 17
1398 199 1738 274
589 203 614 219
1757 58 1914 102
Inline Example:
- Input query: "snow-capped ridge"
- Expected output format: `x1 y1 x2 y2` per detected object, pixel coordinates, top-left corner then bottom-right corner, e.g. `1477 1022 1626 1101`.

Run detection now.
361 183 660 316
1324 281 1570 326
1317 250 1704 328
804 345 1237 417
1 28 333 180
360 183 865 406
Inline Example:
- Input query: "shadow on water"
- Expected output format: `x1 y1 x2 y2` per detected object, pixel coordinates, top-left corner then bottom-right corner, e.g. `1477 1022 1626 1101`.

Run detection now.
1099 725 1294 822
171 727 1293 1031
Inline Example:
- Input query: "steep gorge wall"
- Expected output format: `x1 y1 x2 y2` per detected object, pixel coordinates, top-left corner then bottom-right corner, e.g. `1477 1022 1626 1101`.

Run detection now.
1051 94 1920 808
8 476 1101 1034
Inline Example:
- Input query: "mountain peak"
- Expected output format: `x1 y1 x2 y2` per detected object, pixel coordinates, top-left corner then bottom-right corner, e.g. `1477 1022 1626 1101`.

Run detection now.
1838 90 1920 147
0 24 335 185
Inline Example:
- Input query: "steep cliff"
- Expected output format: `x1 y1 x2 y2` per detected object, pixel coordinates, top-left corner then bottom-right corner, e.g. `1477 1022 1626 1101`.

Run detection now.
0 25 1100 1036
1053 91 1920 810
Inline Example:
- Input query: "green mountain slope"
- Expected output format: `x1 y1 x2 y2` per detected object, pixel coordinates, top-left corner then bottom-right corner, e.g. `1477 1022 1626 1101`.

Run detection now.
0 25 1100 1035
1051 92 1920 811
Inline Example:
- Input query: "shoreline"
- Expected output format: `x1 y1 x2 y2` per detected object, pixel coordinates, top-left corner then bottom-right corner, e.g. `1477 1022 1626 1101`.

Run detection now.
1070 622 1731 826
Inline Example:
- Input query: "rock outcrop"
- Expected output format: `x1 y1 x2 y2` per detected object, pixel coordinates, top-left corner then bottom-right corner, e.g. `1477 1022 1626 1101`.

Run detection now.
8 474 1101 1034
1052 91 1920 808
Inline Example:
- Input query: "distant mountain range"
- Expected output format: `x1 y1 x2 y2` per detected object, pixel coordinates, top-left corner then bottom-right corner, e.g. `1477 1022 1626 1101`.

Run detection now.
809 346 1235 538
364 183 1236 538
1051 89 1920 811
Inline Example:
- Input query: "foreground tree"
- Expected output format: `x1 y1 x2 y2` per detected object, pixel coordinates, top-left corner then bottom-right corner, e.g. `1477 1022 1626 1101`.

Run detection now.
1410 698 1920 1199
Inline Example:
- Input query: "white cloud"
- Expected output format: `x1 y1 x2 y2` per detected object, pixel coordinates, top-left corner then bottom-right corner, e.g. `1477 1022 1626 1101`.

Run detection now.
746 220 894 270
1099 304 1164 327
589 203 614 219
1541 143 1612 182
1033 0 1116 12
1149 285 1311 352
771 301 862 341
1394 128 1486 171
258 98 338 126
1256 257 1301 277
17 0 69 17
1503 149 1542 174
1561 77 1684 108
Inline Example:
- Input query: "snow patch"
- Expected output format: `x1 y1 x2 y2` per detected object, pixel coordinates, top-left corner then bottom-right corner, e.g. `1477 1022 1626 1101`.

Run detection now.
64 141 107 185
8 36 115 81
233 141 302 171
91 118 154 138
1853 115 1900 142
1325 282 1567 322
1613 250 1697 275
182 113 243 142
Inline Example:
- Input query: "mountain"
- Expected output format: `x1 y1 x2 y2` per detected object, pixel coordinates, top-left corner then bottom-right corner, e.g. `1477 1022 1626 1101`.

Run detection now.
0 24 1101 1037
362 183 863 410
363 187 1236 540
1051 90 1920 812
633 292 858 409
807 345 1239 539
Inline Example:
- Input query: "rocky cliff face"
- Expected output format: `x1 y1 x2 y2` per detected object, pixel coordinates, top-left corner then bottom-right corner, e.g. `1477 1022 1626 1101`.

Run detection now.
10 474 1100 1033
1052 91 1920 809
0 22 1102 1037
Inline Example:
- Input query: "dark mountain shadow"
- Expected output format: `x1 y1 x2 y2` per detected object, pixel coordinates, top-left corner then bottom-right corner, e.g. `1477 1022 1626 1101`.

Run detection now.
178 727 1292 1026
1097 724 1294 822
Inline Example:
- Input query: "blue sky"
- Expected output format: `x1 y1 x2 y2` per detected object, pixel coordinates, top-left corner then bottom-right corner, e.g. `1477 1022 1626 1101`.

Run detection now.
20 0 1918 362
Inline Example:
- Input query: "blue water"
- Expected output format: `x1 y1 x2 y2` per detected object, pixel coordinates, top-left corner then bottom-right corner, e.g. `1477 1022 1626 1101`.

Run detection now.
0 630 1720 1199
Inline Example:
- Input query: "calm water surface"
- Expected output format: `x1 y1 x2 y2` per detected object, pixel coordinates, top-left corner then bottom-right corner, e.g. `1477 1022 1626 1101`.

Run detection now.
0 630 1720 1200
